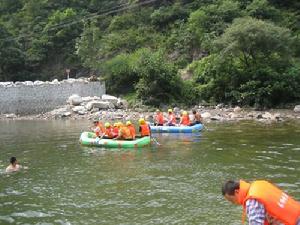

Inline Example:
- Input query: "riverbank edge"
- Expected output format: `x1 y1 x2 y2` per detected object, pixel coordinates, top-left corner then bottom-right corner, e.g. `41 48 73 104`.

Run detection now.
1 107 300 124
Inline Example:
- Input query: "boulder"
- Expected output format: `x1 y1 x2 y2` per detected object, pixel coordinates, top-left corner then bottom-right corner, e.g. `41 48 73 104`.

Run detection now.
72 106 86 113
262 112 272 119
216 103 225 109
201 112 211 119
33 80 44 85
228 112 238 119
68 94 83 106
233 106 241 113
85 101 110 110
51 79 60 84
24 81 34 85
116 98 129 109
101 94 118 105
62 112 72 117
6 113 17 118
294 105 300 113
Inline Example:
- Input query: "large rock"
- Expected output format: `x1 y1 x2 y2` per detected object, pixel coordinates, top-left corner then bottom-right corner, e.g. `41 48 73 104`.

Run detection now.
233 106 241 113
101 94 118 105
262 112 272 119
68 94 83 106
72 106 86 113
34 80 44 85
201 112 211 119
117 98 129 109
294 105 300 113
6 113 17 118
85 101 110 110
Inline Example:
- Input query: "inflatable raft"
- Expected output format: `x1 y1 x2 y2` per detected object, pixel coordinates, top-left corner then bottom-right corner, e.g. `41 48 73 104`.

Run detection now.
79 132 151 148
150 123 203 133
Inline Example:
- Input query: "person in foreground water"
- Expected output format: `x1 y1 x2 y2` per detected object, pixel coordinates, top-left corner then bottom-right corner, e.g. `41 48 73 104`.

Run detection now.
222 180 300 225
6 157 21 173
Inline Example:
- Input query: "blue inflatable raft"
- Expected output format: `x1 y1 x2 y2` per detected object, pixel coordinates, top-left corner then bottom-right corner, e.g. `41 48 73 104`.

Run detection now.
150 123 203 133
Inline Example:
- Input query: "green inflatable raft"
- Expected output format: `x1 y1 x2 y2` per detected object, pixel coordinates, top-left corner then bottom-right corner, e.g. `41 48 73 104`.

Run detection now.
79 132 151 148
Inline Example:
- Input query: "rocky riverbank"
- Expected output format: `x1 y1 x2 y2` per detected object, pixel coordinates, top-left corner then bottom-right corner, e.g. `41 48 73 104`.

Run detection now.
1 94 300 124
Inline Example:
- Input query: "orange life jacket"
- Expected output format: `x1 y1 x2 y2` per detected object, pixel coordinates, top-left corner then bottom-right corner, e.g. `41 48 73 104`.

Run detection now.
155 113 164 125
94 122 105 136
180 115 190 126
238 180 300 225
127 124 136 139
168 113 176 125
104 127 114 138
140 124 150 137
119 126 133 140
112 126 119 136
98 122 105 133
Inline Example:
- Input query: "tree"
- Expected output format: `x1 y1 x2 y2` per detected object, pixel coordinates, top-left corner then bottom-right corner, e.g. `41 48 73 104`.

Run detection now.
192 17 300 106
0 23 24 81
133 48 183 105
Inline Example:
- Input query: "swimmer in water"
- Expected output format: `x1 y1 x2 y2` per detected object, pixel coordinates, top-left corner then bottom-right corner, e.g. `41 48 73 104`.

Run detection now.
5 157 21 173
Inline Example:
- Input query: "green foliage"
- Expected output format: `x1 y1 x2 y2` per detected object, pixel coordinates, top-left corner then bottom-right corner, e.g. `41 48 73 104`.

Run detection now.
245 0 281 21
0 23 25 81
191 18 300 107
187 0 241 51
214 17 294 69
0 0 299 107
103 48 183 106
103 53 138 94
133 48 183 105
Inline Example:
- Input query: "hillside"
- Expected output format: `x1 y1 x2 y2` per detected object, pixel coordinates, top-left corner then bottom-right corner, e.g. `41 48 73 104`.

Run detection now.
0 0 299 107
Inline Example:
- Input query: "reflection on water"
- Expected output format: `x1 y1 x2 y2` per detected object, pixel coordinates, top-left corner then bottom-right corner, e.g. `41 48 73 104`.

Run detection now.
0 120 299 224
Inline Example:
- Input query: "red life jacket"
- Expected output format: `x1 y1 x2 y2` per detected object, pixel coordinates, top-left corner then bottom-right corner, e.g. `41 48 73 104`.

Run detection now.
238 180 300 225
180 115 190 126
140 124 150 137
104 127 114 138
155 113 164 125
168 113 176 125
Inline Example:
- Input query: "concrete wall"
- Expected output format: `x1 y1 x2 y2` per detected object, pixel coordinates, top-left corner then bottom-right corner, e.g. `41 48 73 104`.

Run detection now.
0 79 105 115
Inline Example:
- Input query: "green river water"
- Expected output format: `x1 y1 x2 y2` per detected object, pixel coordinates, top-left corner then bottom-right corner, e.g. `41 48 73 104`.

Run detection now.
0 120 299 225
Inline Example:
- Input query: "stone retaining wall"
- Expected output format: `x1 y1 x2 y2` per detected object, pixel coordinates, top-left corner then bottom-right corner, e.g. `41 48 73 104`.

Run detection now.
0 79 105 115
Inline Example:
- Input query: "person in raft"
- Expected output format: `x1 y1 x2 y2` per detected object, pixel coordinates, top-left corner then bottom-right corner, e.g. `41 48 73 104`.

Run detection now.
6 157 22 173
126 121 136 139
114 122 133 140
100 122 115 139
166 109 176 126
179 111 190 126
138 118 151 137
222 179 300 225
154 109 165 126
189 109 203 126
90 119 105 137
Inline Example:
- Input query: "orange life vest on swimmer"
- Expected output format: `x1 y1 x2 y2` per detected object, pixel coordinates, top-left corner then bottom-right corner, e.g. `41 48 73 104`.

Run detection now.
238 180 300 225
140 124 150 136
181 115 190 126
119 126 133 140
156 113 164 125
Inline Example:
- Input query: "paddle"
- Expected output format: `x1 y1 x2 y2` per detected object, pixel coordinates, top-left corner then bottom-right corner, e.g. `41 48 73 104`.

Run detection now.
151 137 161 146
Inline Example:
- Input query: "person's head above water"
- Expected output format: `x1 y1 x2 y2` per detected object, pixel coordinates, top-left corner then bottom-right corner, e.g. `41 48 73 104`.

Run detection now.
10 157 17 165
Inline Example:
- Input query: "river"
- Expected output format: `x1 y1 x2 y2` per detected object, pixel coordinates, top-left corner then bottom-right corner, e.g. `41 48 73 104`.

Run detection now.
0 120 299 224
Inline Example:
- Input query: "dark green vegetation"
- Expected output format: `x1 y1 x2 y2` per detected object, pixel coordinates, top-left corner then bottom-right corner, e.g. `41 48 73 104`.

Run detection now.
0 0 299 107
